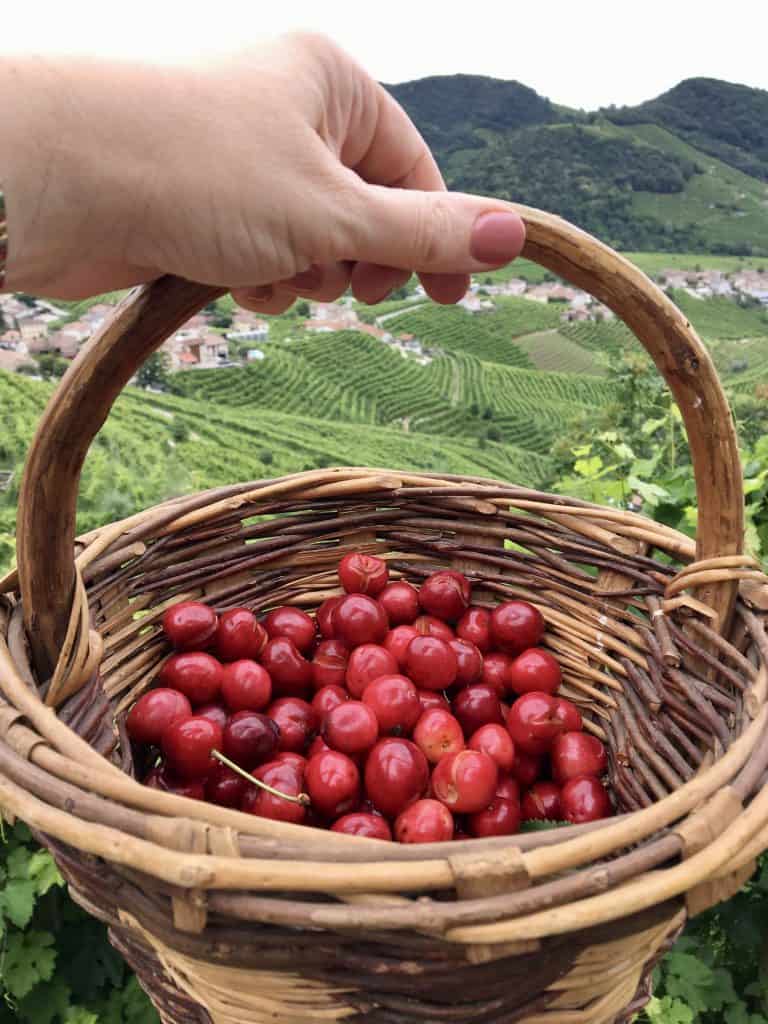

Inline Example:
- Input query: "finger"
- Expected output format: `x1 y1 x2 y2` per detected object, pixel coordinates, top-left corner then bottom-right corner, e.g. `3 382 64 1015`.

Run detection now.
419 272 471 306
350 264 412 305
279 261 353 303
231 286 297 316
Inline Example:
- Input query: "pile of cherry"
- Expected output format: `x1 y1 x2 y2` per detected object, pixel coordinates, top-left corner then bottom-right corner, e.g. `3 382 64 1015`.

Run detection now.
127 553 612 843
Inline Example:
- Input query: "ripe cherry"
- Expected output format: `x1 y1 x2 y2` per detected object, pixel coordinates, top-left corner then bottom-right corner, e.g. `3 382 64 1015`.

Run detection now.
221 660 272 712
507 692 566 755
242 760 307 824
521 781 562 821
362 673 422 735
162 717 222 780
495 774 521 803
311 684 349 722
480 652 512 697
551 732 607 784
195 703 229 731
316 596 342 639
449 638 484 686
395 799 454 843
268 698 317 753
215 608 267 661
338 552 389 596
416 689 451 714
468 798 521 838
310 638 349 690
431 750 498 814
554 697 583 733
305 749 360 819
404 636 458 691
413 615 455 643
260 637 313 697
264 606 316 655
275 751 307 769
413 708 465 763
560 775 612 823
144 765 204 800
222 711 279 769
378 581 419 625
452 684 504 736
126 688 192 746
506 647 562 696
456 606 492 653
510 749 542 787
323 700 379 756
307 735 333 758
331 812 392 840
162 601 218 651
364 738 429 818
205 762 248 808
158 652 223 706
490 600 544 654
384 625 419 667
334 594 388 647
468 723 515 772
418 570 471 622
346 643 398 698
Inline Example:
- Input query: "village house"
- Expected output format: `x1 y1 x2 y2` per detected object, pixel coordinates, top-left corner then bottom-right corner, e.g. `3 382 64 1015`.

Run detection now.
305 318 353 333
18 318 50 348
458 294 495 313
0 328 22 348
0 349 35 373
162 331 230 371
525 283 580 304
227 318 269 342
309 302 359 327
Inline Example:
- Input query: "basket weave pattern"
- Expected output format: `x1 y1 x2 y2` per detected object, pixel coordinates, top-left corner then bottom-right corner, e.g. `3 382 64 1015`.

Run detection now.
1 207 767 1024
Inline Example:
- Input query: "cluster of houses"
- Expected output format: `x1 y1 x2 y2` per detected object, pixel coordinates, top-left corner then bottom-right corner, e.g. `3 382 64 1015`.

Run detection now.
2 265 766 377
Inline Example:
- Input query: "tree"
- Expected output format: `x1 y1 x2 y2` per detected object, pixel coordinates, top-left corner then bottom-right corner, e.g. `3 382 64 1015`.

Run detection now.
295 300 310 317
35 352 69 379
136 351 171 391
0 308 6 332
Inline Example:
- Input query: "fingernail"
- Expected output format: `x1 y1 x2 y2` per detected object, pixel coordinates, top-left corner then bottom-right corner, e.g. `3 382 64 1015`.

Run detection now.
244 285 273 302
368 287 393 305
288 264 323 292
470 211 526 265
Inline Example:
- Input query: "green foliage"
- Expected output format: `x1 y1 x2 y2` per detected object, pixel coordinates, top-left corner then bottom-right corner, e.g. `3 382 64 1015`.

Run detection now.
35 353 70 380
135 351 171 391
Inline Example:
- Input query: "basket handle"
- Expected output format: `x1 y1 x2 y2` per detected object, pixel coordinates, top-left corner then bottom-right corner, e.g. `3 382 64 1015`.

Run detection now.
16 205 743 679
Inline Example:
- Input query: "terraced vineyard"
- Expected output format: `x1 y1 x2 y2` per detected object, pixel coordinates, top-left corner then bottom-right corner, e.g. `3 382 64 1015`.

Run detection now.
510 330 605 375
668 289 768 341
559 320 639 358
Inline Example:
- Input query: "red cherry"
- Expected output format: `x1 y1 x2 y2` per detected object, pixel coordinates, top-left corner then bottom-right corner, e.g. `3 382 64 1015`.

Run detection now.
495 774 521 803
338 552 389 596
364 738 429 818
310 638 349 690
451 684 504 736
468 798 521 838
311 684 349 722
449 638 483 686
162 717 222 780
205 762 248 807
384 625 419 667
404 636 458 691
456 606 492 653
334 594 388 647
560 775 612 823
416 689 451 714
521 781 562 821
490 601 544 654
242 760 307 824
510 749 542 787
506 647 562 696
144 765 204 800
195 703 229 731
413 615 454 643
162 601 218 651
305 750 360 818
551 732 607 784
378 581 419 625
362 674 421 735
331 813 392 840
215 608 267 661
260 637 313 697
317 596 342 639
222 711 279 769
275 751 307 769
506 692 565 755
268 697 318 753
221 660 272 712
308 735 333 758
345 644 398 698
432 750 498 813
126 688 192 746
468 724 515 772
323 701 379 756
412 708 465 764
264 606 316 655
480 652 512 697
554 697 583 732
395 799 454 844
418 570 471 622
158 652 223 706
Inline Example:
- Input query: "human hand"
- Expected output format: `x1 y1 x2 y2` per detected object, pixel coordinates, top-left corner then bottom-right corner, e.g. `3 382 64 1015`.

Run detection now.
0 33 525 306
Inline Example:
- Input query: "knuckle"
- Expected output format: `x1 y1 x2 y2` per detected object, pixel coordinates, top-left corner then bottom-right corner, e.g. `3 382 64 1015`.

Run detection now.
412 194 449 268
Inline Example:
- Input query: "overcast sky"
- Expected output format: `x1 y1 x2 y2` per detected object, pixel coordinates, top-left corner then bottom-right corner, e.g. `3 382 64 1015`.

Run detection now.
5 0 767 110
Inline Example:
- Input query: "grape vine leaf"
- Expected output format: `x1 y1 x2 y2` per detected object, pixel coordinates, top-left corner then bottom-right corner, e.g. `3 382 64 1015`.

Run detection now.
1 879 37 928
644 995 695 1024
2 930 57 999
27 850 63 895
15 977 72 1024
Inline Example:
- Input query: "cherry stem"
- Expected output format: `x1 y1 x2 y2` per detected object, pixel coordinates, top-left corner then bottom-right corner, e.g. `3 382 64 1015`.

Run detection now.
211 749 311 807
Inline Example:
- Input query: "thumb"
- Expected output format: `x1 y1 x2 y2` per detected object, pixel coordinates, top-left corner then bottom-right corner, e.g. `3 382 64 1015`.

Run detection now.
343 183 527 274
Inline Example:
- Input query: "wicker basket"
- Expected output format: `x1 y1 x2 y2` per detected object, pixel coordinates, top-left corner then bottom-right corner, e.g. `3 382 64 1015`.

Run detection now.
2 205 768 1024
